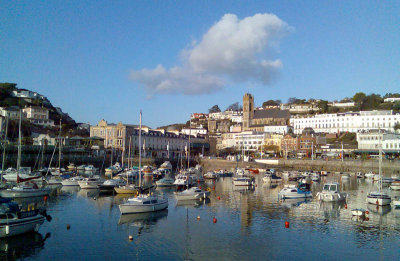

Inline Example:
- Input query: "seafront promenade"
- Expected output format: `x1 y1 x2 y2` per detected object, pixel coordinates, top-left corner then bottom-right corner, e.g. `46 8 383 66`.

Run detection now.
201 158 400 175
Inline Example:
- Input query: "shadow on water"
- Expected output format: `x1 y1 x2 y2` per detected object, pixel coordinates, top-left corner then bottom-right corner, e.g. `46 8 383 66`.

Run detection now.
0 232 51 261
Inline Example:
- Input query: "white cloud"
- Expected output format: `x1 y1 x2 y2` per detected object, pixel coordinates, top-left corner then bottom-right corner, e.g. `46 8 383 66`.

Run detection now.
130 13 290 96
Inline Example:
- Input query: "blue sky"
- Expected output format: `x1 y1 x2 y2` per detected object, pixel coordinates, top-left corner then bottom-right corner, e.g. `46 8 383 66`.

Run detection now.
1 1 399 128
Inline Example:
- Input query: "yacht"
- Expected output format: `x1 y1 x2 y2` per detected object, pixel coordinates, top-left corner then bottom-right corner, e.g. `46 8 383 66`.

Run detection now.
84 165 98 172
155 177 175 187
316 182 347 202
174 187 210 201
0 184 51 198
46 176 63 185
67 163 76 171
61 176 85 186
262 172 282 183
2 167 42 183
99 178 126 192
278 184 312 200
0 199 48 238
204 171 218 179
233 176 255 186
77 176 103 189
390 180 400 190
173 173 193 186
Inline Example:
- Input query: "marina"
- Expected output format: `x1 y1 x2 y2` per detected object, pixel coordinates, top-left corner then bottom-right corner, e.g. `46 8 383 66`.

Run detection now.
1 168 400 260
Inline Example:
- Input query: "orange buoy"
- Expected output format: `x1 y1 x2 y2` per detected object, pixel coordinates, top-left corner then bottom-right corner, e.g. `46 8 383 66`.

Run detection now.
218 196 221 200
44 196 48 202
285 221 290 228
365 210 369 215
213 217 217 223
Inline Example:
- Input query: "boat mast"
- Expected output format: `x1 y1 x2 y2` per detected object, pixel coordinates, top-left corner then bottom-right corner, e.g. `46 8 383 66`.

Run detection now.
1 116 8 182
58 120 62 171
188 119 191 169
128 136 131 169
138 110 142 189
379 131 383 192
17 110 22 176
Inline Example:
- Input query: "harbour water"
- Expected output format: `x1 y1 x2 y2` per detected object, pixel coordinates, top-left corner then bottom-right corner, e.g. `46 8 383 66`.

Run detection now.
2 173 400 260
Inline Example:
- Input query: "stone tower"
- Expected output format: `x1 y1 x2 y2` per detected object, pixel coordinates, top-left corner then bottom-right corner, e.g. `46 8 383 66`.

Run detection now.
243 93 254 130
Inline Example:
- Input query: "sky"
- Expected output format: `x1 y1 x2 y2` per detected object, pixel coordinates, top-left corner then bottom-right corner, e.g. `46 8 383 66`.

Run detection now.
1 1 399 128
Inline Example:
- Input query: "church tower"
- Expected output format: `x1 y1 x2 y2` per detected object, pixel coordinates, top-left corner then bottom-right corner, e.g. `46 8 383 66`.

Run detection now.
243 93 254 130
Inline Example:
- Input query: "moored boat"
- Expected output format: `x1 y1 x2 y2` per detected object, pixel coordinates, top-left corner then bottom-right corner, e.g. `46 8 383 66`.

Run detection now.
316 182 347 202
174 187 210 201
278 184 312 200
77 176 103 189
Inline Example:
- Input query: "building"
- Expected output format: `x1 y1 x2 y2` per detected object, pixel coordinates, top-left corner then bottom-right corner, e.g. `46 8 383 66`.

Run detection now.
263 125 293 135
0 106 21 120
264 134 283 153
282 134 299 157
384 97 400 103
22 106 54 127
357 131 400 153
90 119 208 158
329 101 355 108
234 131 266 151
181 127 207 136
291 110 400 134
243 93 290 131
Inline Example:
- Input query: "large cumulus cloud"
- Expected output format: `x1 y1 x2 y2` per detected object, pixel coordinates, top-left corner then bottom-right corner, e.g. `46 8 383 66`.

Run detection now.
130 13 291 96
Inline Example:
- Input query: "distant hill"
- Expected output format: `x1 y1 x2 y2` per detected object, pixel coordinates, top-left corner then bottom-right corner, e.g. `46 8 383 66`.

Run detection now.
157 123 186 132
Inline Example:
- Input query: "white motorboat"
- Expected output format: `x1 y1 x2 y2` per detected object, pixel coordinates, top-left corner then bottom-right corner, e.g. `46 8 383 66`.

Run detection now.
351 209 367 217
262 172 282 183
341 173 350 180
174 187 210 201
320 171 329 176
119 194 168 214
365 172 376 179
204 171 218 179
391 175 400 181
390 180 400 190
278 184 313 199
316 182 347 202
61 176 85 186
233 176 255 186
84 165 97 172
356 172 365 178
67 163 76 171
46 176 63 185
155 177 175 187
0 184 51 198
366 192 392 206
77 176 103 189
99 178 126 192
0 199 47 238
173 173 194 186
2 167 42 183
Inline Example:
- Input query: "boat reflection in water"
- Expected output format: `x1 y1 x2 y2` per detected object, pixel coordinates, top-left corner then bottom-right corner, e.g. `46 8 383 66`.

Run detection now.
367 204 392 216
175 198 210 208
0 232 51 260
77 189 100 198
60 186 80 195
318 201 346 219
280 198 311 209
118 209 168 233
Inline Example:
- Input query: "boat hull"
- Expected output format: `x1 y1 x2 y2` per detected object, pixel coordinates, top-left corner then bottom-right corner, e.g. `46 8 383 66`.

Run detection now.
175 191 210 201
366 196 391 206
0 216 45 238
0 189 51 198
114 186 138 194
77 181 101 189
119 201 168 214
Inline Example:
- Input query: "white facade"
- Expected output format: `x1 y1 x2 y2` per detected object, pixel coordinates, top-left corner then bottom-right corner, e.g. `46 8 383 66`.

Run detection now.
22 106 54 127
330 102 355 108
208 110 243 121
234 131 266 151
263 125 293 134
0 107 20 119
181 128 207 136
357 132 400 151
384 97 400 103
291 110 400 134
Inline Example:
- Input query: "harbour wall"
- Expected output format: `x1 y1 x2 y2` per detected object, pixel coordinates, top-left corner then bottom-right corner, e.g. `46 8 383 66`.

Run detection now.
200 158 400 175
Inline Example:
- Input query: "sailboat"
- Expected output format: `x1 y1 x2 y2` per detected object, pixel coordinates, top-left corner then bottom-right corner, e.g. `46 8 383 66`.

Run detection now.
366 132 391 206
119 111 168 214
0 110 51 198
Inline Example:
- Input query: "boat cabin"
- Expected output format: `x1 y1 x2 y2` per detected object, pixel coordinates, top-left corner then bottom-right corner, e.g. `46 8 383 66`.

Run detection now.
323 183 339 193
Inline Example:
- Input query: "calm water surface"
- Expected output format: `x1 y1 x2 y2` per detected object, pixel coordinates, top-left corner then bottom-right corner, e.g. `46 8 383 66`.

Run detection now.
2 173 400 260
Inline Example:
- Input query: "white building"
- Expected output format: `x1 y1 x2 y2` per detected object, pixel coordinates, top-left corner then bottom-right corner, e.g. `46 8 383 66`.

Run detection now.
263 125 293 134
384 97 400 103
12 89 46 100
208 110 242 122
22 106 54 127
357 131 400 152
330 101 355 108
291 110 400 134
0 107 21 119
234 131 266 151
181 127 207 136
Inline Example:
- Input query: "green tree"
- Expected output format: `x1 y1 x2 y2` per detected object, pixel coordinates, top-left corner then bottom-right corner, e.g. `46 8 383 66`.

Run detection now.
317 100 329 113
208 105 221 113
393 101 400 111
225 102 241 111
394 122 400 131
361 94 383 110
0 83 17 100
262 100 279 107
353 92 366 106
